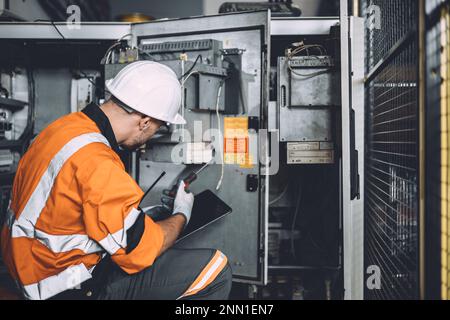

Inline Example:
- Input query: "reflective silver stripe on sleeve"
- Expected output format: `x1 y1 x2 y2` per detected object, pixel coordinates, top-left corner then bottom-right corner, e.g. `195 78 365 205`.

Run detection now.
11 132 110 239
22 263 92 300
99 233 122 255
34 229 103 254
98 207 141 255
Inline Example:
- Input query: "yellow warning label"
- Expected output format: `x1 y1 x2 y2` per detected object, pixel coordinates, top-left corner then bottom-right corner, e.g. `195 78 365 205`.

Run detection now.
223 117 252 168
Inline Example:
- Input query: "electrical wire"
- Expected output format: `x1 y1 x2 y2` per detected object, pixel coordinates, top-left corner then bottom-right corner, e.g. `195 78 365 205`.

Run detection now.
101 33 133 64
46 20 99 89
289 68 330 78
102 42 121 64
287 43 330 78
75 45 99 89
49 20 66 39
178 55 202 80
73 71 97 88
215 81 225 191
180 71 199 86
269 183 289 205
289 44 327 57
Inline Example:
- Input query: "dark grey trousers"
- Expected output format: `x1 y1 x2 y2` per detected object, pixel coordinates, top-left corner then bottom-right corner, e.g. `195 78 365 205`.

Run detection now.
53 248 232 300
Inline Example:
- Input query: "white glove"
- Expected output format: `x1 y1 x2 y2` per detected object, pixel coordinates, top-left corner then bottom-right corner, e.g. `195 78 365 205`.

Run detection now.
173 181 194 225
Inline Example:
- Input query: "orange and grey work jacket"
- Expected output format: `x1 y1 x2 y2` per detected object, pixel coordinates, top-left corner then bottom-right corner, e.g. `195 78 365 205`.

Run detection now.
1 103 164 300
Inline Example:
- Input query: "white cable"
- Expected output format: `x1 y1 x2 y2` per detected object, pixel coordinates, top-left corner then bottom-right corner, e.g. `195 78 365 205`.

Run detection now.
215 82 224 190
289 44 326 58
106 48 115 64
180 71 199 86
100 33 132 64
269 183 289 205
117 33 133 42
101 42 120 64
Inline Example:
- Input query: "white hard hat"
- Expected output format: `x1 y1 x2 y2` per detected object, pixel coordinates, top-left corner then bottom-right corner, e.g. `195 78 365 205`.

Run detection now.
105 61 186 125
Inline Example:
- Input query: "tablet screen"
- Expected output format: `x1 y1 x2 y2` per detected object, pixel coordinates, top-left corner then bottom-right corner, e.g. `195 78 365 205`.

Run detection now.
177 190 232 242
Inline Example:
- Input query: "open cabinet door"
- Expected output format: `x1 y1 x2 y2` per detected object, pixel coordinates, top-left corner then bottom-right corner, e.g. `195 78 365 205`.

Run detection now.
130 11 270 284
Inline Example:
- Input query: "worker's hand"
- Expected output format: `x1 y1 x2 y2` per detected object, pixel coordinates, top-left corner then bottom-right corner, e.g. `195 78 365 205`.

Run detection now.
161 184 177 211
172 181 194 225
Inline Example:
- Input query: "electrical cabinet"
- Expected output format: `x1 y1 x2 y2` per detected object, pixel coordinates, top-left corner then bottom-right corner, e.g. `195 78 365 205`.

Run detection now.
0 9 364 299
129 13 270 284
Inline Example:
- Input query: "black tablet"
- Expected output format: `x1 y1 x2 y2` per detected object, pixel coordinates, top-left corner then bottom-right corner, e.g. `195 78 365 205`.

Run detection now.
177 190 232 242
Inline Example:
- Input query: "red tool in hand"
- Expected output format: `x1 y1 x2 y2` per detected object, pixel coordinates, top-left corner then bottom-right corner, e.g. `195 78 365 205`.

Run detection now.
168 161 211 197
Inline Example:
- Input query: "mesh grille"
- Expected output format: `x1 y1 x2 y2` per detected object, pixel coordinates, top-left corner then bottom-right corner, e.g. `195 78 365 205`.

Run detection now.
364 0 417 73
363 0 420 300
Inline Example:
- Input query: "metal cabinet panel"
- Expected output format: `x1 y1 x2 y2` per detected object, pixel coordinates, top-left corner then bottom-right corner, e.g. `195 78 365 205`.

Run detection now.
131 11 270 284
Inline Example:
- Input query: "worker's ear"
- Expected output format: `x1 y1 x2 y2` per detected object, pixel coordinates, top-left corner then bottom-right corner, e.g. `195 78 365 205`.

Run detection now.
139 115 152 131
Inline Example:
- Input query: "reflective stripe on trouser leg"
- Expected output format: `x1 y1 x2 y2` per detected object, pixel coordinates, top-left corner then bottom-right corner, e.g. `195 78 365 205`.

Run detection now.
177 250 228 299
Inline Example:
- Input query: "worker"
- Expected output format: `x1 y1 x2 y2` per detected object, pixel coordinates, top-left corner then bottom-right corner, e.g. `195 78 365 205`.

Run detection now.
0 61 232 300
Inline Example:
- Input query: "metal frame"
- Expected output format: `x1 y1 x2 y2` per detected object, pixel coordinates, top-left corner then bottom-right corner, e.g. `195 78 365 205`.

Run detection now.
365 30 417 83
0 22 131 40
348 16 365 300
0 17 340 40
340 0 357 300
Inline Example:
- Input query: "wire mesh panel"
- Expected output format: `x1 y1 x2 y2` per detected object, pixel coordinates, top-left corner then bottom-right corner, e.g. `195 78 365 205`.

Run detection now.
363 0 420 300
425 0 450 300
364 0 417 73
